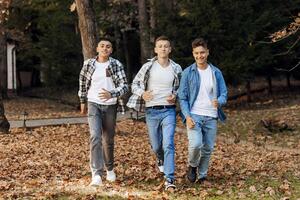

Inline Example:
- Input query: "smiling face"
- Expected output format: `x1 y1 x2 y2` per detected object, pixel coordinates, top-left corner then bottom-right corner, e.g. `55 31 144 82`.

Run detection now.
96 40 113 60
192 45 209 68
154 40 172 59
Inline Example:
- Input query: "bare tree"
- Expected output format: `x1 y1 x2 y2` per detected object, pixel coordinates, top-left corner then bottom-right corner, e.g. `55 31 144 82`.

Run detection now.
0 31 7 97
149 0 156 46
0 34 10 133
138 0 151 63
0 0 11 133
270 13 300 43
271 13 300 89
74 0 98 60
0 99 9 134
163 0 173 12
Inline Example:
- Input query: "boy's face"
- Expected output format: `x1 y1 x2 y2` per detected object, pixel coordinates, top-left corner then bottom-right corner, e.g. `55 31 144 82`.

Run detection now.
154 40 171 59
97 40 113 58
193 45 209 66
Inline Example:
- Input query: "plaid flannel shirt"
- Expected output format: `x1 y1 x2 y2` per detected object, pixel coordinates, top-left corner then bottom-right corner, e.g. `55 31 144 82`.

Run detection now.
78 56 129 113
126 57 182 112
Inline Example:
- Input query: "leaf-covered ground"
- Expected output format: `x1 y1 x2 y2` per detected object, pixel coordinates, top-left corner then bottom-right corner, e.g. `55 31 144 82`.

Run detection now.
174 92 300 149
3 97 81 120
0 120 299 199
2 91 300 199
219 93 300 149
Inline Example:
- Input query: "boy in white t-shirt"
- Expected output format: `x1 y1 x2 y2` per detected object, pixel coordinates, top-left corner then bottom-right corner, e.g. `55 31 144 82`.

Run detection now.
178 38 227 184
127 36 182 190
78 38 128 186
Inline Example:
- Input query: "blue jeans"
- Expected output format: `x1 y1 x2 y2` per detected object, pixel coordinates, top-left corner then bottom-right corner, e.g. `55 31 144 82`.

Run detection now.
187 114 217 179
88 102 117 177
145 107 176 181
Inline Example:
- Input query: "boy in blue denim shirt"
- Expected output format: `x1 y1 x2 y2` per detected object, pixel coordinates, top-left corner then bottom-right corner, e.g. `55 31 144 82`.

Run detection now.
178 38 227 183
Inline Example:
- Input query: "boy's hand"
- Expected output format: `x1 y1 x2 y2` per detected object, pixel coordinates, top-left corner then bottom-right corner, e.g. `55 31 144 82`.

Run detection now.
186 116 195 129
80 103 87 115
142 90 154 102
99 88 112 101
212 99 218 108
166 94 176 104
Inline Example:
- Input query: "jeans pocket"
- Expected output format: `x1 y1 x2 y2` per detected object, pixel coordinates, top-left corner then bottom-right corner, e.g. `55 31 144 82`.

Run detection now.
88 102 98 117
145 108 153 115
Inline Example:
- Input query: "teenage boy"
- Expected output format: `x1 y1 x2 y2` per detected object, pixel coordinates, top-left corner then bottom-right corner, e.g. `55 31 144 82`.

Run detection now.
178 38 227 183
127 36 182 190
78 38 128 186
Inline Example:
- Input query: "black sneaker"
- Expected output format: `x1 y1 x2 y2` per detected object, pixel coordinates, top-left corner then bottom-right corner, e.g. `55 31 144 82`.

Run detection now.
199 177 207 182
198 177 207 183
187 166 197 183
157 159 164 173
164 179 176 190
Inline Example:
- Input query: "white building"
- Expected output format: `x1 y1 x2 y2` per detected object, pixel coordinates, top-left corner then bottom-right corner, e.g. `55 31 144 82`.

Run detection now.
6 41 17 93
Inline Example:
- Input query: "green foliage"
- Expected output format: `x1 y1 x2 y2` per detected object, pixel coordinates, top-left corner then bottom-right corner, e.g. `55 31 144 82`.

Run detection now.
152 0 299 84
5 0 299 87
6 0 140 88
7 0 82 87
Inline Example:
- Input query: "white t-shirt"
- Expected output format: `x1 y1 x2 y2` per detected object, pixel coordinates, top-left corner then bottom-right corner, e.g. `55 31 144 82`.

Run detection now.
87 61 117 105
191 65 217 117
146 61 175 107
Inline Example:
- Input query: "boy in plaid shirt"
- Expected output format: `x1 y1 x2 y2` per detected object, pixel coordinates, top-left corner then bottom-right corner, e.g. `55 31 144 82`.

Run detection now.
127 36 182 190
78 38 128 186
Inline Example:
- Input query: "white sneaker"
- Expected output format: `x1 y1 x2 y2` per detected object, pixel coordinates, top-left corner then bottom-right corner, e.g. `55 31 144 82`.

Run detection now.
157 159 164 173
106 170 116 182
158 165 164 173
89 175 102 186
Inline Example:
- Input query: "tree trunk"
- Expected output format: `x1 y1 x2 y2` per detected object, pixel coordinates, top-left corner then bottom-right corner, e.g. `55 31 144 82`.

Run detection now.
122 30 131 82
246 80 251 102
75 0 98 60
0 32 9 133
163 0 173 12
267 75 272 95
286 72 291 90
138 0 151 63
149 0 156 47
113 21 121 59
0 32 7 98
0 98 9 134
0 0 12 133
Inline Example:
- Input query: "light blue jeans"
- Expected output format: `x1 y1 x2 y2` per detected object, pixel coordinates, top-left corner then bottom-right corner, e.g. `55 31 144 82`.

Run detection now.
88 102 117 177
145 107 176 181
187 114 217 179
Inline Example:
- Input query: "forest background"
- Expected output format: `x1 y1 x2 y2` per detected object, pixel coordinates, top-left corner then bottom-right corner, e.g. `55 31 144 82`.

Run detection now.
0 1 299 199
0 0 299 95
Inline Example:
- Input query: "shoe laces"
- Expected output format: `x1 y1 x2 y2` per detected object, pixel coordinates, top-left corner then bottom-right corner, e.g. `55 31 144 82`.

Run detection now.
157 159 163 166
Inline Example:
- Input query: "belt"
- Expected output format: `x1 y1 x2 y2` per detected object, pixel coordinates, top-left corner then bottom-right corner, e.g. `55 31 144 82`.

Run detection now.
147 105 176 110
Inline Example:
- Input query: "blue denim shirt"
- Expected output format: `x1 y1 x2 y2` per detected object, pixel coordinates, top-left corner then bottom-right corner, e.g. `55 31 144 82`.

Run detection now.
178 63 228 123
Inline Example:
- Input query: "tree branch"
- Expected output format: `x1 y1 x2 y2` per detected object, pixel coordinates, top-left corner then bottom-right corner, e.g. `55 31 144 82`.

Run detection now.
275 61 300 72
255 26 299 44
274 36 300 57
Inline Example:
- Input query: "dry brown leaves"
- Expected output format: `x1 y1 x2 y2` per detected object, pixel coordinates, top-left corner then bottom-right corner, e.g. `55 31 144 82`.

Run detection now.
3 97 81 120
0 119 299 199
0 0 11 24
270 12 300 42
70 2 76 12
220 96 300 149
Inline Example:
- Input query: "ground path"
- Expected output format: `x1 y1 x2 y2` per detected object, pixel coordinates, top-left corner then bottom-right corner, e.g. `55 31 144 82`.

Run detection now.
8 112 299 154
8 112 134 128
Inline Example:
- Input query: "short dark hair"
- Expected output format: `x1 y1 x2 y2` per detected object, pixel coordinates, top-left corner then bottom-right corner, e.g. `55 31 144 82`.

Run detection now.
192 38 208 49
155 35 170 45
98 37 113 46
